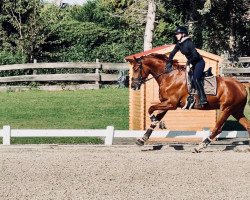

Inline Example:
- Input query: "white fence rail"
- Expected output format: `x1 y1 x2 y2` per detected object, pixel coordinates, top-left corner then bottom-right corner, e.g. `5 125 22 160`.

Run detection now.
0 125 248 145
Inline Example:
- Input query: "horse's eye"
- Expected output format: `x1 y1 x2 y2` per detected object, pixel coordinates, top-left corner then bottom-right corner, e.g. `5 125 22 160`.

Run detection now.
133 65 140 71
133 68 138 72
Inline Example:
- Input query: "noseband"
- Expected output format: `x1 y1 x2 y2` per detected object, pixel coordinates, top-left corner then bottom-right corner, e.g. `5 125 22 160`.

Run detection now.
131 59 145 86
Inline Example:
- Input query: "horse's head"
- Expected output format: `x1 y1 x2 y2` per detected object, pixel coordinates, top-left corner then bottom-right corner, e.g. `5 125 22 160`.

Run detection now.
126 54 169 90
127 56 151 90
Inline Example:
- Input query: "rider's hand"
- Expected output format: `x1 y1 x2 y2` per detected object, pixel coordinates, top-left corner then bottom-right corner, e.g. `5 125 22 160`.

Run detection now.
165 61 173 73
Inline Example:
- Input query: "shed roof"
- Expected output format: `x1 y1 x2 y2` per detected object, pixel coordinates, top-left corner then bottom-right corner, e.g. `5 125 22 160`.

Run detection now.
125 44 222 62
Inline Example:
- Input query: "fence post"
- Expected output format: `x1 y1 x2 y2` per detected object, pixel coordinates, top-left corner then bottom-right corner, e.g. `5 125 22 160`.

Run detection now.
3 125 11 145
105 126 114 145
95 59 100 87
33 59 37 75
202 128 210 140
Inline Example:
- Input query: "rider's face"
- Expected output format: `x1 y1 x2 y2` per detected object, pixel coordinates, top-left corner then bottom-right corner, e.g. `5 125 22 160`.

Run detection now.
175 33 183 41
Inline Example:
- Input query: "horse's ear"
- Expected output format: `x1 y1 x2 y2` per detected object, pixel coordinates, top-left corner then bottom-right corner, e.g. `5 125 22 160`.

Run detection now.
125 56 142 64
134 56 142 63
125 56 134 62
125 58 134 63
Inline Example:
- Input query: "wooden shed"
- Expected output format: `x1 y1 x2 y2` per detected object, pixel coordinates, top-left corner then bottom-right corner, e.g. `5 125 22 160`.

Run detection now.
125 44 223 131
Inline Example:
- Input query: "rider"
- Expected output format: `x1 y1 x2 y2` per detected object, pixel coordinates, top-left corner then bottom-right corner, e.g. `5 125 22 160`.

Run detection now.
166 26 208 106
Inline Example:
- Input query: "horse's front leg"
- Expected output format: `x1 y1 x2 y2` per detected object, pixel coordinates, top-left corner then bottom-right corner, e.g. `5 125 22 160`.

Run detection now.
136 110 167 146
136 101 175 146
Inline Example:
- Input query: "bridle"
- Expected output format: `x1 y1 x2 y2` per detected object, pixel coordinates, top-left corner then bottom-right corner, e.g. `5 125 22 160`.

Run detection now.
131 57 166 88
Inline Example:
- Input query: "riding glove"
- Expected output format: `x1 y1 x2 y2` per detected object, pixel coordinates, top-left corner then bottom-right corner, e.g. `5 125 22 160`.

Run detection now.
165 61 173 73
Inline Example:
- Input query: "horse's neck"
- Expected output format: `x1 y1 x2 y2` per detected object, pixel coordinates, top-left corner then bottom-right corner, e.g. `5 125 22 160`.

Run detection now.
151 68 164 77
145 57 186 89
148 62 165 77
148 62 167 85
156 69 186 87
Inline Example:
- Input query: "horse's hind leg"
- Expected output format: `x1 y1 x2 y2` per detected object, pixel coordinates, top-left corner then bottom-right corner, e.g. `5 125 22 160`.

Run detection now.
136 110 167 146
232 108 250 135
194 108 231 153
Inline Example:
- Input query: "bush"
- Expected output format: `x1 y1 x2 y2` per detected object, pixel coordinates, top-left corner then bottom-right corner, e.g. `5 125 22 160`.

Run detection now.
0 51 27 65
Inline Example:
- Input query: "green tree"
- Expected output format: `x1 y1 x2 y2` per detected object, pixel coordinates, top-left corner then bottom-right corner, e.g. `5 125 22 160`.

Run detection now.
39 2 128 62
157 0 249 56
52 0 145 62
1 0 248 64
0 0 48 62
198 0 249 56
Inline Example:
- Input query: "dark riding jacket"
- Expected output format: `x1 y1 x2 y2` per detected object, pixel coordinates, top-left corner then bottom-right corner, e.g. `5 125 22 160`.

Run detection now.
169 37 203 65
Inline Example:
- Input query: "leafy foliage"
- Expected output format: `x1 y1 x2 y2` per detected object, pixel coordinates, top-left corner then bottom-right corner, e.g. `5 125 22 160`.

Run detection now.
196 0 249 56
0 0 47 62
0 50 26 65
0 0 249 64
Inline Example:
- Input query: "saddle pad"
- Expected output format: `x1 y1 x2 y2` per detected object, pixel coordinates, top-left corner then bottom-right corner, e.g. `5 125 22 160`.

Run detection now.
186 71 217 95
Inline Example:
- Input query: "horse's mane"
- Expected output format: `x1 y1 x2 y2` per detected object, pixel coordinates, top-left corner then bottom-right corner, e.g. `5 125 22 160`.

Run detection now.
144 53 186 71
147 53 169 62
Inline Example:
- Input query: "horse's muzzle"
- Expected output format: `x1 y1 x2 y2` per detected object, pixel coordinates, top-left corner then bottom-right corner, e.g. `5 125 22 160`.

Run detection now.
131 79 142 90
131 82 141 90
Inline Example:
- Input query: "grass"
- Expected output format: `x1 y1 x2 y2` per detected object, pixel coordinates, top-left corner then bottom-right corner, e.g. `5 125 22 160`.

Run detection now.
9 137 103 145
0 87 249 144
0 88 129 129
0 88 129 144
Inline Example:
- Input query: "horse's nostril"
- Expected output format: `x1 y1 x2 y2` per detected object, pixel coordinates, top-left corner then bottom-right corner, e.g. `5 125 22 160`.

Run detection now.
131 83 138 90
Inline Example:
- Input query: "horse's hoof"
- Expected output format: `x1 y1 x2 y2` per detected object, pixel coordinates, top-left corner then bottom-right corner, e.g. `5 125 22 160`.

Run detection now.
192 147 201 153
193 142 207 153
159 121 167 129
135 138 145 146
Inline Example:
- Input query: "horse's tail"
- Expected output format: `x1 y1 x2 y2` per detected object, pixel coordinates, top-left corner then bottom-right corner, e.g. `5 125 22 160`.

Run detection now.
243 85 249 106
245 86 250 106
246 86 250 105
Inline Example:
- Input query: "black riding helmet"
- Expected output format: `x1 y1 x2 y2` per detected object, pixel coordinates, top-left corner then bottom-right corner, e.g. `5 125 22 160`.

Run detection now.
175 26 188 35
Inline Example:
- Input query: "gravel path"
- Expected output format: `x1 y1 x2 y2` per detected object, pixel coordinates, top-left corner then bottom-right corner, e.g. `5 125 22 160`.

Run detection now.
0 145 249 200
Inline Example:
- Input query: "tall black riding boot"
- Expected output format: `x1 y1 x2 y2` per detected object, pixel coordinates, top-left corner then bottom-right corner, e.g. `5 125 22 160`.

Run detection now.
195 79 208 106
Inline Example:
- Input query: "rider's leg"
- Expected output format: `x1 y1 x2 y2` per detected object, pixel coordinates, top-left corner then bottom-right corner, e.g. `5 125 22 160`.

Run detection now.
193 60 207 106
195 79 208 105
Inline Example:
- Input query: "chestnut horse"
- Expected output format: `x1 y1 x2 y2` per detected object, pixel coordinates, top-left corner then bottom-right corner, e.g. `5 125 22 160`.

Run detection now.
127 53 250 152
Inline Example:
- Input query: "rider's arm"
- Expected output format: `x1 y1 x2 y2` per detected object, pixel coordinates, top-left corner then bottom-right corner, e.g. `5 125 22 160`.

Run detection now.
186 40 202 64
168 43 180 62
165 43 179 72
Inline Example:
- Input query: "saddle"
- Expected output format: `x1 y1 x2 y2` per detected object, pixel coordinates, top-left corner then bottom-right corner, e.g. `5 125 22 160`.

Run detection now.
186 67 217 96
182 67 217 110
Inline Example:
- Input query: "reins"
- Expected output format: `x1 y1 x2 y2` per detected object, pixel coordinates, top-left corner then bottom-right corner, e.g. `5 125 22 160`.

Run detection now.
143 71 165 83
138 62 165 84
